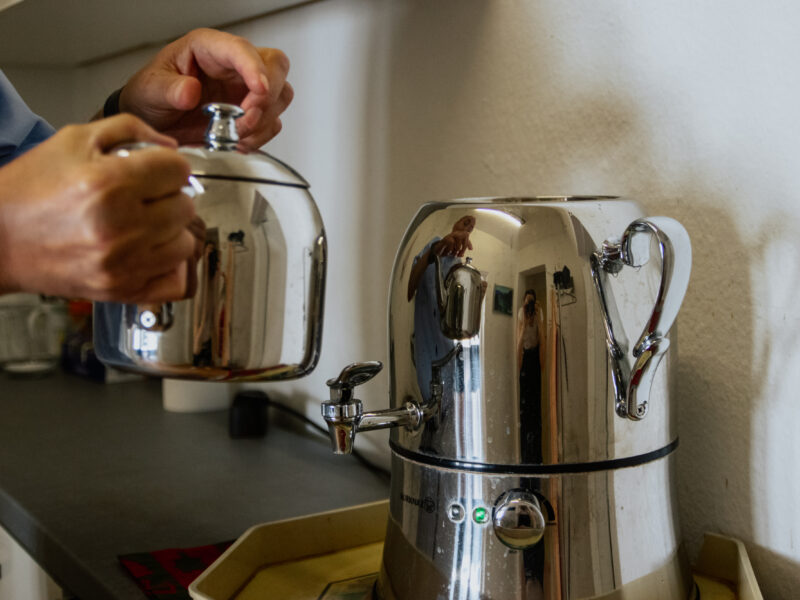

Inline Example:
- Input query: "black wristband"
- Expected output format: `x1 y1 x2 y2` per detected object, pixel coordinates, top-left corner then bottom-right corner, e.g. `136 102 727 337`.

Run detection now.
102 87 123 117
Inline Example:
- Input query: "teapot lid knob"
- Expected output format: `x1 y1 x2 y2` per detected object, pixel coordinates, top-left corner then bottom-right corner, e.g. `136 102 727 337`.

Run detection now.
203 103 245 150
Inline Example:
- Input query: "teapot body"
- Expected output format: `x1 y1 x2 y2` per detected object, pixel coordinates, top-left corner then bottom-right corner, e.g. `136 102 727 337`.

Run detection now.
435 256 484 340
94 157 325 381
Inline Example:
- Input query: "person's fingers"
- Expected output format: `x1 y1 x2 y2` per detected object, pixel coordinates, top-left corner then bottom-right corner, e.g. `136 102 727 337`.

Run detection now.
133 221 205 303
240 48 290 109
105 228 198 300
186 216 207 260
88 114 177 152
131 265 189 304
164 74 203 111
188 30 275 96
147 228 199 272
239 117 282 149
108 146 192 200
239 82 294 147
138 193 197 247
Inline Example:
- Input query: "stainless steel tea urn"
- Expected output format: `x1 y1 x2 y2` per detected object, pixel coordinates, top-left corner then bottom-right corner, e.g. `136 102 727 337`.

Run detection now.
94 103 326 381
321 197 693 599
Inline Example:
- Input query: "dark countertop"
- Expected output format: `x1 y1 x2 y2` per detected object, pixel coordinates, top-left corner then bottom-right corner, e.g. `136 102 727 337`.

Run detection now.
0 370 389 600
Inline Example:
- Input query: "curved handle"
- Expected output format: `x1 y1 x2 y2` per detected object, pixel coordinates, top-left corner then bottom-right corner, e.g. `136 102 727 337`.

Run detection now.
620 217 691 358
593 217 692 420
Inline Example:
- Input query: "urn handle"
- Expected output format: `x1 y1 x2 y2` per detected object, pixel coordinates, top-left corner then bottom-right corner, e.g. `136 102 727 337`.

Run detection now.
591 217 692 421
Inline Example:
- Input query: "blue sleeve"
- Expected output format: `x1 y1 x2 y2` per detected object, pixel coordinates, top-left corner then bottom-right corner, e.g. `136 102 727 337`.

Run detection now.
0 70 55 168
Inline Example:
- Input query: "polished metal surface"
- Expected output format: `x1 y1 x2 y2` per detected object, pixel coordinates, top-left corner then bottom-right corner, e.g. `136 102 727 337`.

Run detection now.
94 104 326 381
385 197 691 466
492 489 547 550
591 217 691 420
435 255 485 340
203 103 244 151
322 361 422 454
319 197 693 599
378 451 693 600
321 346 465 455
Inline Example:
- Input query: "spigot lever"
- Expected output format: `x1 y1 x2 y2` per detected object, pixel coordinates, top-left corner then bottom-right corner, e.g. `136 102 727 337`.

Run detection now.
326 361 382 402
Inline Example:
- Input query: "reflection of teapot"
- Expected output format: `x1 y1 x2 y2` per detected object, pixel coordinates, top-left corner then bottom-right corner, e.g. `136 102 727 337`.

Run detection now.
434 255 483 339
93 103 326 381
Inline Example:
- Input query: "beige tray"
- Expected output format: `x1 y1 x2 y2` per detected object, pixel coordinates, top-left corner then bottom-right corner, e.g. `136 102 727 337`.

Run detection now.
188 500 762 600
189 501 388 600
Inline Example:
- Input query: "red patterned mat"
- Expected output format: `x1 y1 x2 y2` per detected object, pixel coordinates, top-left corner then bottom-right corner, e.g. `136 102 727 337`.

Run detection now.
119 541 232 599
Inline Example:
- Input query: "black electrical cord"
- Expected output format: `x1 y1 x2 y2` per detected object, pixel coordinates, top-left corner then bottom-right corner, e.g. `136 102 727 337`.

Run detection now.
265 398 391 482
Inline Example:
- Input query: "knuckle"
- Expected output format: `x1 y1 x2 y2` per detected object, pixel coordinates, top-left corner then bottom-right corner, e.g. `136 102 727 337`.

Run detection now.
138 148 191 185
88 263 124 297
269 48 291 74
106 113 144 137
75 164 114 198
173 192 196 225
118 113 145 133
281 82 294 106
57 123 82 141
233 35 251 50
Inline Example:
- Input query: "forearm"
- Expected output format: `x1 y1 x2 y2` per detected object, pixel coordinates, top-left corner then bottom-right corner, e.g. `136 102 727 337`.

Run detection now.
407 243 439 301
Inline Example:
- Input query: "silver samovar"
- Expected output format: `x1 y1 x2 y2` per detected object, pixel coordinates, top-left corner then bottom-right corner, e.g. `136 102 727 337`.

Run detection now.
322 197 693 599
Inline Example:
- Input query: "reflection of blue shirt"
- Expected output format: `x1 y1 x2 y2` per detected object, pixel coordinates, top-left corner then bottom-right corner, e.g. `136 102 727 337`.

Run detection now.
0 70 55 167
412 238 459 401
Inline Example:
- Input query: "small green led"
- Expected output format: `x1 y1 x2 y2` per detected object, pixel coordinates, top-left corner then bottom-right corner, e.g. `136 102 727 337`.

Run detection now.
473 507 489 524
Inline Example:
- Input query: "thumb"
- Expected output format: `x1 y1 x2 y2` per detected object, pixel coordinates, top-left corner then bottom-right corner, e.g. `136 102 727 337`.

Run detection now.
164 74 202 111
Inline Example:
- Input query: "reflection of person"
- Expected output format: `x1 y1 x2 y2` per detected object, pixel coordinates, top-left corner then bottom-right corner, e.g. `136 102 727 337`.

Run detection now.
518 288 545 463
517 288 547 589
192 242 221 366
192 231 245 367
0 28 292 303
406 215 475 302
407 216 477 405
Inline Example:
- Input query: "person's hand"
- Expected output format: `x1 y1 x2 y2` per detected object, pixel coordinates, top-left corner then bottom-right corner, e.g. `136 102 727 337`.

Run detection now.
0 115 202 302
433 230 473 258
118 28 293 147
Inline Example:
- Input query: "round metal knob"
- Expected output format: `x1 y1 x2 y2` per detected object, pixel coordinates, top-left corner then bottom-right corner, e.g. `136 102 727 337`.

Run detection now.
203 103 245 150
492 490 546 550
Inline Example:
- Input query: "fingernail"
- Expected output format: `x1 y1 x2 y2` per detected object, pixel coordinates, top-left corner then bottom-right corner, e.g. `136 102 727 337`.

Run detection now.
260 74 270 94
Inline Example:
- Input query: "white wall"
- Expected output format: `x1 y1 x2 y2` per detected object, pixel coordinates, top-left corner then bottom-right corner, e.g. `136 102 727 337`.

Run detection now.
6 0 800 596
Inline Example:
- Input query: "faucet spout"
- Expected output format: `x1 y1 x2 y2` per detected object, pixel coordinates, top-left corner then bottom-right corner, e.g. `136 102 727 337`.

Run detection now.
321 397 422 455
321 399 362 454
321 361 426 455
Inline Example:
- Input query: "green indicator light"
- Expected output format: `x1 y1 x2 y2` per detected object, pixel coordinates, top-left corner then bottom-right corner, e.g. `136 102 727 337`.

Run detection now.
473 507 489 524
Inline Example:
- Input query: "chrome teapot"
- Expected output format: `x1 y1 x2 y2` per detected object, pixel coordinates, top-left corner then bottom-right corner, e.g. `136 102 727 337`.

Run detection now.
434 254 484 340
94 103 326 381
322 197 694 599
